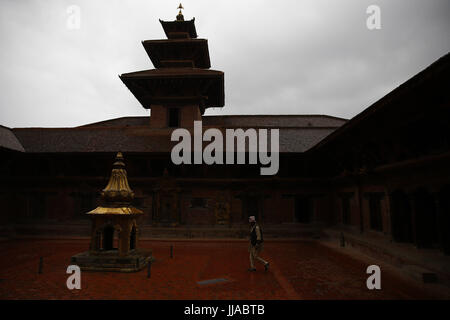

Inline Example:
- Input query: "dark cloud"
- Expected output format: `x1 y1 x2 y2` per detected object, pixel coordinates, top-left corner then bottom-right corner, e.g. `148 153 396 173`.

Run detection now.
0 0 449 127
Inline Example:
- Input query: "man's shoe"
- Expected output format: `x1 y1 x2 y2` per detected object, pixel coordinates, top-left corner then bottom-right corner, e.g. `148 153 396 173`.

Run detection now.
248 268 256 272
264 263 270 272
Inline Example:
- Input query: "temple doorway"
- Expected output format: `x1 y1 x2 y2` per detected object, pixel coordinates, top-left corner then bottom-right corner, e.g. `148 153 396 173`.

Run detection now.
414 188 438 248
102 225 115 251
130 226 137 250
294 196 312 223
390 190 413 243
438 185 450 254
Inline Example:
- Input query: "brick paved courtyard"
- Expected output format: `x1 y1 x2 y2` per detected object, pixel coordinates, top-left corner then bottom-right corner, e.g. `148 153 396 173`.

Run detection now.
0 239 445 300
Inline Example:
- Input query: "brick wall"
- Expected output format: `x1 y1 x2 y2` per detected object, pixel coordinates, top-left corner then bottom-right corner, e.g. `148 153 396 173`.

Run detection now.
149 105 167 128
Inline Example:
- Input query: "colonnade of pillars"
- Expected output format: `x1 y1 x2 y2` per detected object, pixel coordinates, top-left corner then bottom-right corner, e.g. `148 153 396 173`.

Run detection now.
91 223 138 256
389 185 450 254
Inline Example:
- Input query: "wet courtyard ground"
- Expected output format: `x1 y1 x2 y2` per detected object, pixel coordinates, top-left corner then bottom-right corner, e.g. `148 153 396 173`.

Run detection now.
0 239 445 299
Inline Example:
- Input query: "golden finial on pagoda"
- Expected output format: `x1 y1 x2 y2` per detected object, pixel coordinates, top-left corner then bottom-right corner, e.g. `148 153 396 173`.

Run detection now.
101 152 135 203
87 152 143 215
176 3 184 21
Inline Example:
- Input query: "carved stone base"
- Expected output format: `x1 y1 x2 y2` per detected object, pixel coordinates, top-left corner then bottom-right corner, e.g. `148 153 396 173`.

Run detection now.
71 249 152 272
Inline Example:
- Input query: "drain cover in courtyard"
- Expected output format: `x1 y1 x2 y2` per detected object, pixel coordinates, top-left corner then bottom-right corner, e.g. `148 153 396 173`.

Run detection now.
197 278 230 286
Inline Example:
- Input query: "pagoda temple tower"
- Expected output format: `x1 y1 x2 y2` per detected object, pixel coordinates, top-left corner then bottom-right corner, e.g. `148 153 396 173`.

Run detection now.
120 5 224 128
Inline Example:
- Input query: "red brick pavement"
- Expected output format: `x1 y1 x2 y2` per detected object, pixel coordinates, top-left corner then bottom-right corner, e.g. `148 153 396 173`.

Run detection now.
0 239 442 300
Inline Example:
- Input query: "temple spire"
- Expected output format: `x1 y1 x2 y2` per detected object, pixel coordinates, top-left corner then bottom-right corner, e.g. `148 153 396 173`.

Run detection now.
176 3 184 21
101 152 134 204
87 152 143 215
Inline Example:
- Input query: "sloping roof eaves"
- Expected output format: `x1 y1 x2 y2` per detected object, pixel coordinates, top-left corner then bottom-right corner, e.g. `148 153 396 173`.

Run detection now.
11 126 339 154
78 115 347 129
120 68 223 78
0 125 25 152
12 127 172 153
308 52 450 154
78 117 149 128
203 115 347 128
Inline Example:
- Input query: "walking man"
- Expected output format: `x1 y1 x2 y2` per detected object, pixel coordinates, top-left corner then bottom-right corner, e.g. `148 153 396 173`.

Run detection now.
248 216 269 272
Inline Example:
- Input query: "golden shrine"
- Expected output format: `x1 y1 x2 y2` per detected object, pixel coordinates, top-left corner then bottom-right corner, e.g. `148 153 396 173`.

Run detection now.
71 152 152 272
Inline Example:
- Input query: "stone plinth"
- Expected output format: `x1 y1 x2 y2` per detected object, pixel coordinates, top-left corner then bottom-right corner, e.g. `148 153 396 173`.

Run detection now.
71 249 152 272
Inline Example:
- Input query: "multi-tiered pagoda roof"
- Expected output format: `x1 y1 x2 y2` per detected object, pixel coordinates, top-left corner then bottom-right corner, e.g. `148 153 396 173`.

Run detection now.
120 8 224 114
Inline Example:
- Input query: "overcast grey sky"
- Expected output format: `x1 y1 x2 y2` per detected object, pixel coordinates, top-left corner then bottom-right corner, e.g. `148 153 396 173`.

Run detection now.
0 0 449 127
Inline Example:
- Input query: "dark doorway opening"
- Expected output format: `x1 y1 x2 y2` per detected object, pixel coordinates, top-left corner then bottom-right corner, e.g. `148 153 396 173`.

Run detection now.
103 225 115 251
294 196 312 223
168 108 180 127
159 195 174 223
414 188 438 248
341 196 351 225
390 190 413 243
96 231 102 250
369 195 383 232
130 226 136 250
438 186 450 255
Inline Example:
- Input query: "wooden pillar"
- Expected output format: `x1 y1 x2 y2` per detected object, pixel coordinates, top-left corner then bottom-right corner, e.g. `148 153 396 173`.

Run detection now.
384 187 392 238
406 190 418 247
133 223 139 250
438 186 450 255
356 181 364 233
89 220 97 252
118 222 128 257
431 189 444 251
387 191 397 242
